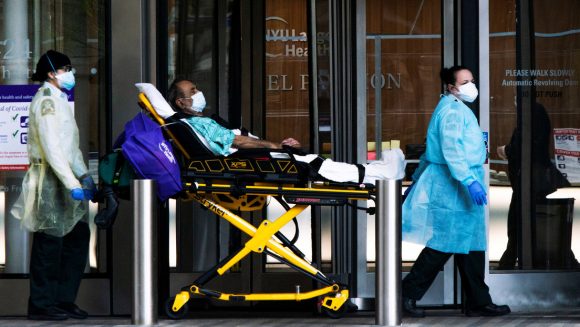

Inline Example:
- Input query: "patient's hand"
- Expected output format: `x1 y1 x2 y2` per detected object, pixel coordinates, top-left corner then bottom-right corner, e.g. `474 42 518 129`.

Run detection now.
281 138 301 148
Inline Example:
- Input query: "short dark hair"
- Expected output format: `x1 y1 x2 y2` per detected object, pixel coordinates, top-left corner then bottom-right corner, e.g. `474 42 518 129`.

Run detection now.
167 77 192 111
31 50 71 82
439 65 470 86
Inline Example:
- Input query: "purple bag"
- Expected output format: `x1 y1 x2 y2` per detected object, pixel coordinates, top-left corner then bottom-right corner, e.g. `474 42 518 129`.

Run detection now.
121 113 182 201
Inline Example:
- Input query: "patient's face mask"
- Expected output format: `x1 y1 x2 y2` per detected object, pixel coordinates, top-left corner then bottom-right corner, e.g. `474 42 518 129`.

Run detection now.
191 91 206 112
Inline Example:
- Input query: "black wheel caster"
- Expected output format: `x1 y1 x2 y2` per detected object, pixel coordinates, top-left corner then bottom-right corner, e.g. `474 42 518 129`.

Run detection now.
165 296 189 319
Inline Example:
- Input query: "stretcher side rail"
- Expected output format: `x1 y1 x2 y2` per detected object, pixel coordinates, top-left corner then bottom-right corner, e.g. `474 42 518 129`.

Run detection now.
185 181 375 201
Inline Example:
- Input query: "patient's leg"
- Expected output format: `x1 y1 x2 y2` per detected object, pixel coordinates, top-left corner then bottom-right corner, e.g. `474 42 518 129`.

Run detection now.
293 149 405 184
293 155 359 183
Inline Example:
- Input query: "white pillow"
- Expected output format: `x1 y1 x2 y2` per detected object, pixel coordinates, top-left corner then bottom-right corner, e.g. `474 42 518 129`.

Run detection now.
135 83 175 119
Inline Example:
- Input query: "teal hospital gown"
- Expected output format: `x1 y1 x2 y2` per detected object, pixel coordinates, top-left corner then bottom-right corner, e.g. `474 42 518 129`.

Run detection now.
184 116 235 156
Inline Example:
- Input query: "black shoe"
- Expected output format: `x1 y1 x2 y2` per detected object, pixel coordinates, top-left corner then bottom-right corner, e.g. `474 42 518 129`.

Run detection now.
496 263 515 270
28 307 69 321
466 303 511 317
402 297 425 318
55 302 88 319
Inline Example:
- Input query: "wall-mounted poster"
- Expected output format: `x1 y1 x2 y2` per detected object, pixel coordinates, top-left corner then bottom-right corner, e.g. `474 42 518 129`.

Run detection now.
0 85 73 171
554 128 580 183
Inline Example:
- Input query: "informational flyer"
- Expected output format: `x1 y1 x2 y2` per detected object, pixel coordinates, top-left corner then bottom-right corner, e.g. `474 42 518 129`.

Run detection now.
0 85 73 171
553 128 580 183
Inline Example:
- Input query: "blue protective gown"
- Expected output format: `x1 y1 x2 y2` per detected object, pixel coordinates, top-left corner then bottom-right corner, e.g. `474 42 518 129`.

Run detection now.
402 94 487 254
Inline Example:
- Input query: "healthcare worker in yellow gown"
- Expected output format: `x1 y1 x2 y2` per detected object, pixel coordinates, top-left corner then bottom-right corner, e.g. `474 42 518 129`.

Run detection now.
11 50 96 321
401 66 510 318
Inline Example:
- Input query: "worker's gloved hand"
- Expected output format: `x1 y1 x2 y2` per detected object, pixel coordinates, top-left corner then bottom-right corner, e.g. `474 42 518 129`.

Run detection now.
467 181 487 206
81 175 97 201
70 188 85 201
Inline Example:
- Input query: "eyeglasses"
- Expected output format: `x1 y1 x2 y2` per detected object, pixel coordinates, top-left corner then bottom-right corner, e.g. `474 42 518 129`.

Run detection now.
60 65 76 73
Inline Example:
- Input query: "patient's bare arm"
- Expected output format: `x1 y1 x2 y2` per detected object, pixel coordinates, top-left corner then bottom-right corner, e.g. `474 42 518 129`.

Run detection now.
232 135 301 149
281 138 300 148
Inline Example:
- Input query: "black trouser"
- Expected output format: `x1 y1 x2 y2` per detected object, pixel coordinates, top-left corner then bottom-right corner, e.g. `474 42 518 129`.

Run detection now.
498 190 518 267
29 221 90 311
402 247 492 309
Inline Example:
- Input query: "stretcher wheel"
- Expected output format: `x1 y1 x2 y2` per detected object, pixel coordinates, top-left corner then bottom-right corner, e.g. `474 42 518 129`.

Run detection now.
320 303 347 319
165 297 189 319
318 297 349 319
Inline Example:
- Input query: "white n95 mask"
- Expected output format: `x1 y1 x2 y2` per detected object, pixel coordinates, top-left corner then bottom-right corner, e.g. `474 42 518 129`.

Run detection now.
456 82 478 103
191 91 206 112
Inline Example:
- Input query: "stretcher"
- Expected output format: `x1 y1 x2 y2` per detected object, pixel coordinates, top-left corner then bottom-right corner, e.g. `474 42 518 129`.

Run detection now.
136 93 377 319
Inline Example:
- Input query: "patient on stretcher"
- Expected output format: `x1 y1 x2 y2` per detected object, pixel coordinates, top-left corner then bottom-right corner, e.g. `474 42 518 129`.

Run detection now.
166 78 301 155
136 81 405 184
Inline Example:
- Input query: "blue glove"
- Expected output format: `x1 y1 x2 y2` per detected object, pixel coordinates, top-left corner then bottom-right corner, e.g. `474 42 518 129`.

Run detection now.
70 188 85 201
467 181 487 206
81 175 97 201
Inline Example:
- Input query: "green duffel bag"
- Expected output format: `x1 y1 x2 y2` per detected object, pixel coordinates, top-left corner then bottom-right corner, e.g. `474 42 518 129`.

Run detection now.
98 150 135 200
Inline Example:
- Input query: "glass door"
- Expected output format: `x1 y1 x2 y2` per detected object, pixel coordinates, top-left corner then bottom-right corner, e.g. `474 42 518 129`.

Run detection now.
484 0 580 310
365 0 446 305
165 0 315 308
0 0 109 315
488 0 580 272
253 0 315 299
166 0 253 306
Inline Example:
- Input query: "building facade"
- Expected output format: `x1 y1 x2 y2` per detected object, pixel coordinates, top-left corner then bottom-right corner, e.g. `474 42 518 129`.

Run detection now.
0 0 578 315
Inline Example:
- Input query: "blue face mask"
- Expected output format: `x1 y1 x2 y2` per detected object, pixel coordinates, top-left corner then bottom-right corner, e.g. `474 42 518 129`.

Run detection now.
46 53 75 90
55 71 75 90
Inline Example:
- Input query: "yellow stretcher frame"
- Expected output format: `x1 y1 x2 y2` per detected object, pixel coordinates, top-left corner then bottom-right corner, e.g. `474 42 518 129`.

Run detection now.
136 92 375 319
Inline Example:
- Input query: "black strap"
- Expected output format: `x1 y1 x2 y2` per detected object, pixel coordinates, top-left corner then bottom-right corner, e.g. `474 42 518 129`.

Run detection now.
112 152 125 187
309 156 325 173
355 164 365 184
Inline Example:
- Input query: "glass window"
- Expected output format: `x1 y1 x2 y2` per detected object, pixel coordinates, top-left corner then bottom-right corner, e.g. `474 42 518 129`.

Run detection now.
365 0 442 264
529 0 580 271
167 0 224 272
488 0 517 269
264 0 313 266
0 0 107 273
167 0 220 114
265 0 311 150
489 0 580 270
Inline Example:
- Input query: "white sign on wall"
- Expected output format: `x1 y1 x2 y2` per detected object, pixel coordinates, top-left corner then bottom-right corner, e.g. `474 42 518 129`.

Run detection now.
554 128 580 183
0 85 73 171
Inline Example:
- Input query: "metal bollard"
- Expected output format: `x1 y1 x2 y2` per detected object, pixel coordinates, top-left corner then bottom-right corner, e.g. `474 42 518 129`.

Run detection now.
375 179 402 326
132 180 158 325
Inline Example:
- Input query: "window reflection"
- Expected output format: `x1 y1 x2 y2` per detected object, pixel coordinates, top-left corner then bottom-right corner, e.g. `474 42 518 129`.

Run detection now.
0 0 106 273
265 0 311 150
365 0 442 265
489 0 580 270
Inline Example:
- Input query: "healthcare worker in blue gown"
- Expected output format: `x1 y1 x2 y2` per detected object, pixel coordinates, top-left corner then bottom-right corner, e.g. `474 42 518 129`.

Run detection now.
401 66 511 318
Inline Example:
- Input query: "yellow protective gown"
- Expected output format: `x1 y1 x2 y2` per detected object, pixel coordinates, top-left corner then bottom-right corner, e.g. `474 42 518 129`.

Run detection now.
11 82 88 237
